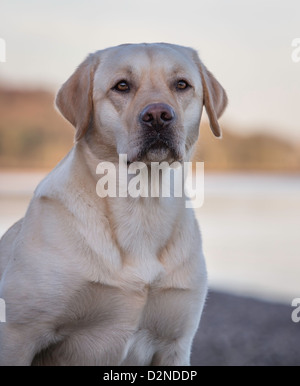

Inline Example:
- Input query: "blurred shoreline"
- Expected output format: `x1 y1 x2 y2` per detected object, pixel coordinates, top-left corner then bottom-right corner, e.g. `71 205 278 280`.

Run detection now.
1 87 300 171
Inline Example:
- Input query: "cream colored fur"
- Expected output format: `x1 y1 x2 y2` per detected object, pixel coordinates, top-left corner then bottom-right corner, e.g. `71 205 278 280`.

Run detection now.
0 43 227 366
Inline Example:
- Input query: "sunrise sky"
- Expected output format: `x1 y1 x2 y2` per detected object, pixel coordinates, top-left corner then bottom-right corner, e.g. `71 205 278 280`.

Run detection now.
1 0 300 140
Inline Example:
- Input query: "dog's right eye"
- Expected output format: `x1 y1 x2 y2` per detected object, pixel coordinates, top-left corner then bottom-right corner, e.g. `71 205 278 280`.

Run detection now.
113 81 130 92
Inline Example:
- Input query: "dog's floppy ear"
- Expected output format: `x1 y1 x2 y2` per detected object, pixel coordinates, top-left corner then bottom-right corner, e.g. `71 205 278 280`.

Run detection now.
56 53 99 141
198 61 228 138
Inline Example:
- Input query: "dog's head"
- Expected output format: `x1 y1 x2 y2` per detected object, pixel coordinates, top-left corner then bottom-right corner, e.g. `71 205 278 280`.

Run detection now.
56 43 227 163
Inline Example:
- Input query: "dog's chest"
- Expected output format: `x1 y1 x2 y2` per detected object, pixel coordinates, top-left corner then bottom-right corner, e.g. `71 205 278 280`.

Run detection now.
53 198 198 365
109 196 177 253
76 196 191 289
108 197 181 284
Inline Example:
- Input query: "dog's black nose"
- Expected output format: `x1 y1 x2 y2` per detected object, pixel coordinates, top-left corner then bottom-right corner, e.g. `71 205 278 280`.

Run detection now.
140 103 175 130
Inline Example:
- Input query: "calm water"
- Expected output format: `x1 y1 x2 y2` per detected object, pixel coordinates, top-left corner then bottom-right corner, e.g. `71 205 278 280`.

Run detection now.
0 172 299 304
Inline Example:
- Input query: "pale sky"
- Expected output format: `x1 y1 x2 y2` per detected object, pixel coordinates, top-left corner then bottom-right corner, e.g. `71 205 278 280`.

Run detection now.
1 0 300 141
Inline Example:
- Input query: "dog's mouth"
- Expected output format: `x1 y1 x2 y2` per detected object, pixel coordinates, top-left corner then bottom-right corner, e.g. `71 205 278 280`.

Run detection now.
131 133 182 164
145 139 172 162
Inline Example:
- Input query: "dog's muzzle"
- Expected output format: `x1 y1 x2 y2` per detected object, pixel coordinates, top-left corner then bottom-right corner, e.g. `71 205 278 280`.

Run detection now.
137 103 181 162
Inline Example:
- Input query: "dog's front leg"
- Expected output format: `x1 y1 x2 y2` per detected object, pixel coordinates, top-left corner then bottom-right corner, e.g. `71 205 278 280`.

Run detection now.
150 338 192 366
0 324 43 366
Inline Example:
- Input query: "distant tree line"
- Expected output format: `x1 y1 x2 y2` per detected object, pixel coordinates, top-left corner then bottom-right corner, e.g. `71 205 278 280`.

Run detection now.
0 88 299 171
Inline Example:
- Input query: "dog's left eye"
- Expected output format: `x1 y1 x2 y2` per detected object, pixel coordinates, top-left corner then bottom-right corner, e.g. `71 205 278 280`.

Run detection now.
113 81 130 92
176 80 190 91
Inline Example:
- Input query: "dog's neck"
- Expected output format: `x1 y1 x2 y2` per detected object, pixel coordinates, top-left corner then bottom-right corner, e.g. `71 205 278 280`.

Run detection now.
69 139 189 266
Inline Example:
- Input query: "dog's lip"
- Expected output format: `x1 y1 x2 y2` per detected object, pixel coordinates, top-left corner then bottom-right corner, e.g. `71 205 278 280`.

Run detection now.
140 137 172 160
148 138 170 150
127 130 185 164
144 133 173 149
128 141 182 164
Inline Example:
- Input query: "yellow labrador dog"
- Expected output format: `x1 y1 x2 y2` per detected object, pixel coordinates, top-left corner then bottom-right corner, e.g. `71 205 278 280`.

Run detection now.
0 43 227 366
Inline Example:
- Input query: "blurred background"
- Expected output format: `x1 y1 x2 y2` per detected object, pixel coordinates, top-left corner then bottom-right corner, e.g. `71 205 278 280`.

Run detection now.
0 0 300 365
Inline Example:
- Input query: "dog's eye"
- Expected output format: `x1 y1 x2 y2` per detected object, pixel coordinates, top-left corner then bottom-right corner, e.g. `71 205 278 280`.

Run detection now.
113 81 130 92
176 80 190 91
